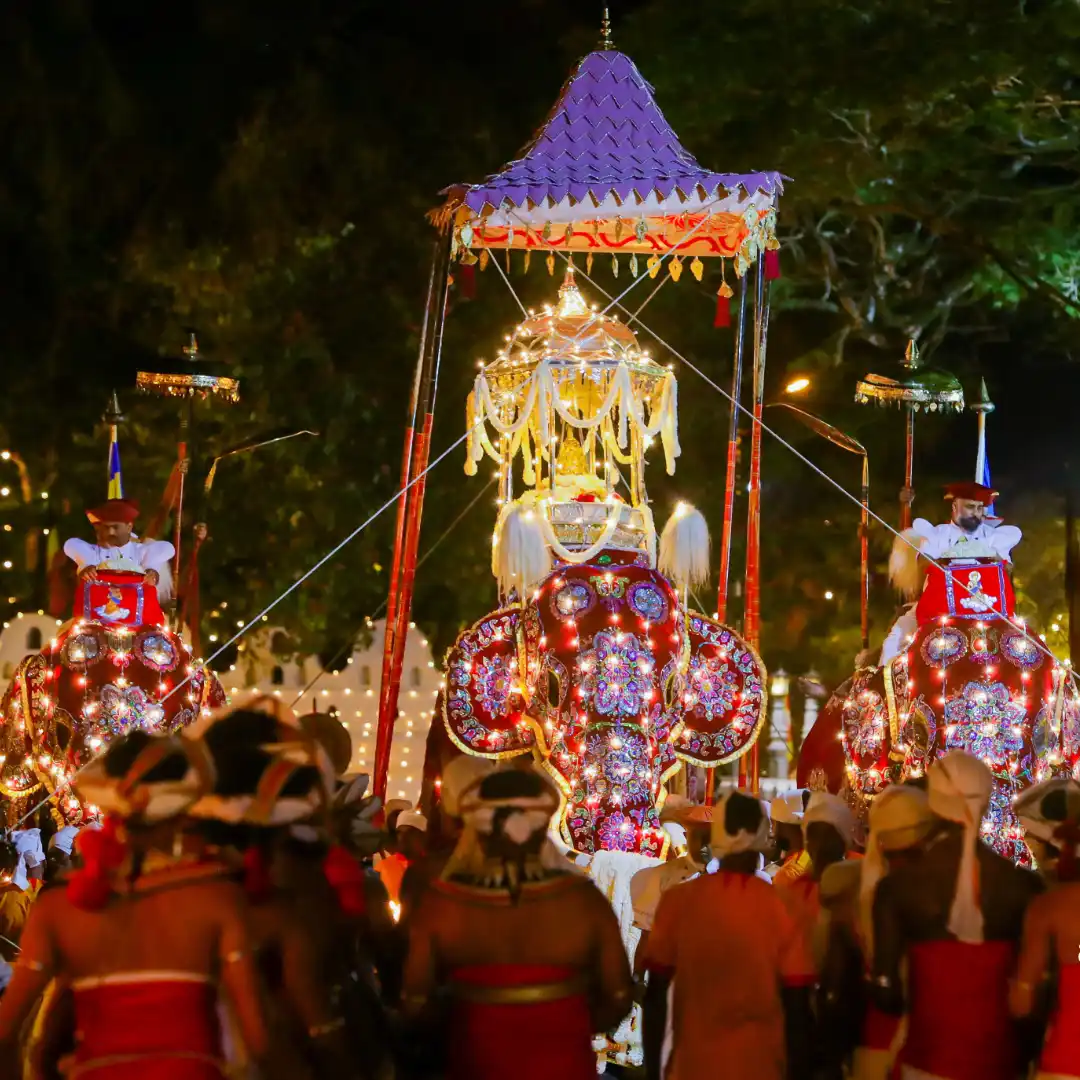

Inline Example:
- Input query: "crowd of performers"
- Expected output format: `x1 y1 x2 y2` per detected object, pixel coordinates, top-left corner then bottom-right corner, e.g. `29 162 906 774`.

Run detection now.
0 693 1073 1080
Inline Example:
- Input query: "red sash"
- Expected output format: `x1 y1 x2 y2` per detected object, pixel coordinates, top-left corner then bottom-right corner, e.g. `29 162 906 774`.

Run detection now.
901 940 1017 1080
1041 964 1080 1076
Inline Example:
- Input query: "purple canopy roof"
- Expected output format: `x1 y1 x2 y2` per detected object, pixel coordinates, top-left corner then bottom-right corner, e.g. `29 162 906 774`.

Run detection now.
447 49 785 216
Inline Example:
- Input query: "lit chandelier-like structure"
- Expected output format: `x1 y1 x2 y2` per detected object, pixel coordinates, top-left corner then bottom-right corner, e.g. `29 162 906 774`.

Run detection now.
468 266 678 575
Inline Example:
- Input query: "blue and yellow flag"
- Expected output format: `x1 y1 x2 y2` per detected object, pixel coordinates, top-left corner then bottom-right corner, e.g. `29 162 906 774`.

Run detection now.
107 428 124 499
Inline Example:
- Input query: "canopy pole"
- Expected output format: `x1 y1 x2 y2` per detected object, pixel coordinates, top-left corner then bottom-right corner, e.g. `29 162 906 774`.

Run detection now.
374 235 452 801
742 260 771 795
715 275 748 624
860 454 871 652
901 405 915 531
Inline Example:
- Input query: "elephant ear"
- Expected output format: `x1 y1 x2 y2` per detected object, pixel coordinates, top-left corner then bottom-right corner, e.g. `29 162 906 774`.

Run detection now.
442 608 536 759
671 612 767 766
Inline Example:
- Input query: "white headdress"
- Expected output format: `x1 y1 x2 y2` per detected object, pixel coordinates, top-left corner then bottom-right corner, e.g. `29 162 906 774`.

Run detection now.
709 789 771 858
803 791 857 849
928 752 992 943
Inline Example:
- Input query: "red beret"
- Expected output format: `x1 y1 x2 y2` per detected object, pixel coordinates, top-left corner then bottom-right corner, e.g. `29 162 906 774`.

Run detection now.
86 498 140 525
944 482 997 506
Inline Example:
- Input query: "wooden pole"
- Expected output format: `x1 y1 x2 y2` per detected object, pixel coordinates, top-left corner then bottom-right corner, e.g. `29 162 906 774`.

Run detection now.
743 261 771 794
716 277 748 624
901 405 915 531
374 236 452 801
860 453 871 652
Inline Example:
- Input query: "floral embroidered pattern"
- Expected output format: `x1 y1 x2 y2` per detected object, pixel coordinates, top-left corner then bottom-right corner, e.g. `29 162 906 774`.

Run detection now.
62 631 103 670
1001 631 1044 671
580 631 654 718
627 581 669 623
135 631 178 672
551 581 594 619
920 626 968 668
942 681 1025 765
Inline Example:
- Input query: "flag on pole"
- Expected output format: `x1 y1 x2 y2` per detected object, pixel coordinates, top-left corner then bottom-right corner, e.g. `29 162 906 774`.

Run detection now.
107 428 124 499
980 448 995 517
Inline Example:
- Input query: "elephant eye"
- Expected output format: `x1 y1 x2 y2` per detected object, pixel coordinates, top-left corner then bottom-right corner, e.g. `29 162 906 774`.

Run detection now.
547 669 561 709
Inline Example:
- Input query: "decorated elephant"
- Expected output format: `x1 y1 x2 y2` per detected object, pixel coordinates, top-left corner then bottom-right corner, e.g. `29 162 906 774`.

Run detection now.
0 570 225 825
443 543 766 857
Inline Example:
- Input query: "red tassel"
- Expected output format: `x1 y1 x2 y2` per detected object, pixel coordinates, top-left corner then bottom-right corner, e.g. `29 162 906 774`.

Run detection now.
323 844 366 917
764 249 781 281
242 846 274 903
714 292 731 328
68 817 126 911
458 263 476 300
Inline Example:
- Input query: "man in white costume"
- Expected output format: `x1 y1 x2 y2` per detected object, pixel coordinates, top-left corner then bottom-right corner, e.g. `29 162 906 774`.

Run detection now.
881 482 1021 666
908 481 1021 564
63 498 174 602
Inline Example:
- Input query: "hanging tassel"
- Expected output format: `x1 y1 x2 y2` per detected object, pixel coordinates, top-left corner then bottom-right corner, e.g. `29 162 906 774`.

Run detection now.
714 292 731 328
765 248 781 281
714 279 734 329
523 250 531 273
659 503 711 589
458 262 476 300
586 251 594 275
68 817 126 911
323 844 367 917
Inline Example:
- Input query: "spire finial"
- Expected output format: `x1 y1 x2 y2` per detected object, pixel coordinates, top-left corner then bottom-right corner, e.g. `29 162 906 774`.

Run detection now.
102 389 125 427
183 329 200 361
903 338 920 370
970 376 995 415
600 6 614 50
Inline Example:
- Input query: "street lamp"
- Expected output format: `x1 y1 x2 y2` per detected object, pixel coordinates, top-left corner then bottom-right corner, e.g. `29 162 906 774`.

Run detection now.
784 377 811 395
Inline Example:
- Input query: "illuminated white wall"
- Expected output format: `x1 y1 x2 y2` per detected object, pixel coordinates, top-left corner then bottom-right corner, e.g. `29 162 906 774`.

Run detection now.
222 618 438 807
0 611 64 690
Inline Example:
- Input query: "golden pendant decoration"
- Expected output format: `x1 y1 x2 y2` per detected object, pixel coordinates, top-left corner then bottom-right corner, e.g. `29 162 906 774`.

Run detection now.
647 255 661 279
719 259 734 298
586 251 594 275
542 221 552 242
614 218 624 242
690 256 704 282
523 250 531 273
630 253 639 277
460 248 478 266
479 249 490 271
612 254 619 278
546 252 556 276
669 257 683 282
635 218 648 242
